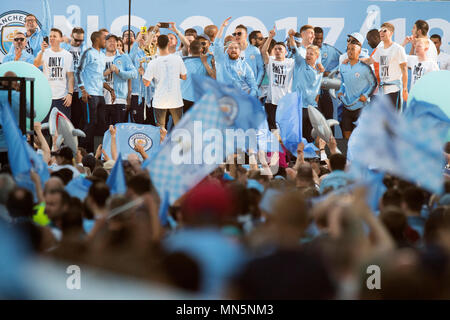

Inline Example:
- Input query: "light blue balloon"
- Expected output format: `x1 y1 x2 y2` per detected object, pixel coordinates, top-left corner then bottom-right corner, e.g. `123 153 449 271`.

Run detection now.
407 70 450 141
0 61 52 123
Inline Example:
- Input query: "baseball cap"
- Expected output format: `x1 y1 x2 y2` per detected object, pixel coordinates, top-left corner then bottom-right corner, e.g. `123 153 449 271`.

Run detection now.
347 32 364 46
197 34 211 42
103 160 116 170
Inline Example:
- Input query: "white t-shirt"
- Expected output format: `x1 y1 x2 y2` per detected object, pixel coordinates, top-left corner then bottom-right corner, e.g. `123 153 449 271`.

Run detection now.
438 51 450 71
372 42 407 94
42 48 74 99
266 57 295 105
407 55 439 88
104 55 115 105
143 54 187 109
68 46 81 92
425 38 438 63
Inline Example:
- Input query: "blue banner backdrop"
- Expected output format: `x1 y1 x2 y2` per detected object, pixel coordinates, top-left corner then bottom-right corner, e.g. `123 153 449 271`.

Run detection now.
0 0 449 61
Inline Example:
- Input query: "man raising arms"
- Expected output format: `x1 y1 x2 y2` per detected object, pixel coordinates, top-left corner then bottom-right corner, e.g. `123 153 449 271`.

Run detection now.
213 17 258 97
143 35 187 129
261 27 295 130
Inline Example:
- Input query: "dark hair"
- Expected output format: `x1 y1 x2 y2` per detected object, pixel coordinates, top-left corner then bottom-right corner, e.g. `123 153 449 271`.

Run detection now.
82 154 96 173
424 207 450 245
88 181 110 208
189 39 203 55
402 186 425 212
248 30 261 42
430 34 441 42
72 27 85 35
314 27 324 34
184 28 197 36
274 41 286 49
90 31 102 44
380 207 408 246
6 187 34 218
51 168 74 185
367 29 380 38
382 189 403 208
415 20 429 36
92 167 108 183
329 154 346 171
61 197 84 237
99 28 109 34
127 174 152 195
50 28 63 37
232 248 336 299
157 34 169 49
235 24 248 32
122 29 135 38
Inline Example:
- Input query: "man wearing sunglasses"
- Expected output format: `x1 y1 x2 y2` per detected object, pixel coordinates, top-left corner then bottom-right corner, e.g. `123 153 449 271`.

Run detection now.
363 23 408 110
249 30 264 48
2 31 34 64
213 17 258 97
61 27 87 129
338 32 369 65
233 24 265 88
337 41 377 139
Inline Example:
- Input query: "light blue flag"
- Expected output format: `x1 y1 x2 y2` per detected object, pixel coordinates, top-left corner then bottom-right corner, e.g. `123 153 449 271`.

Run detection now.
192 75 266 131
0 102 31 178
404 98 450 143
102 123 161 161
275 92 303 155
106 154 127 195
348 95 445 194
65 177 93 201
148 92 228 204
158 190 170 227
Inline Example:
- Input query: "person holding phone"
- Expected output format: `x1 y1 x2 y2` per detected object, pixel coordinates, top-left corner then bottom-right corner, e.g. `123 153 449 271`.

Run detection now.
34 28 74 121
143 34 187 129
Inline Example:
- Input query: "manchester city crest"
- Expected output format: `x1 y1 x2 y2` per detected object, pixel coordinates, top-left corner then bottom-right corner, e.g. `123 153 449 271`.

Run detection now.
0 10 42 56
128 132 153 151
218 96 238 126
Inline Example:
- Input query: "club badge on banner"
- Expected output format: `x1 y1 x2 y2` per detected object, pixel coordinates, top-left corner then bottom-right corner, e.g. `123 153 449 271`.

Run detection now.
102 123 161 161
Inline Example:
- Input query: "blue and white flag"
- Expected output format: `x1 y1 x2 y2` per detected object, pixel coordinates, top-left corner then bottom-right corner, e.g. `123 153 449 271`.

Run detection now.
192 75 266 131
348 95 445 194
276 92 303 155
106 154 127 195
102 123 161 161
148 92 227 204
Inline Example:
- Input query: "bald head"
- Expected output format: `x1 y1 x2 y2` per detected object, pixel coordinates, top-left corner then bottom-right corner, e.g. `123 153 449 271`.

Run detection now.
44 177 64 195
2 71 19 90
204 25 218 42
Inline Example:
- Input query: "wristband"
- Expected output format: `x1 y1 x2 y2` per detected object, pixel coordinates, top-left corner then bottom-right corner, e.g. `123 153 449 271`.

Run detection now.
68 92 73 96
